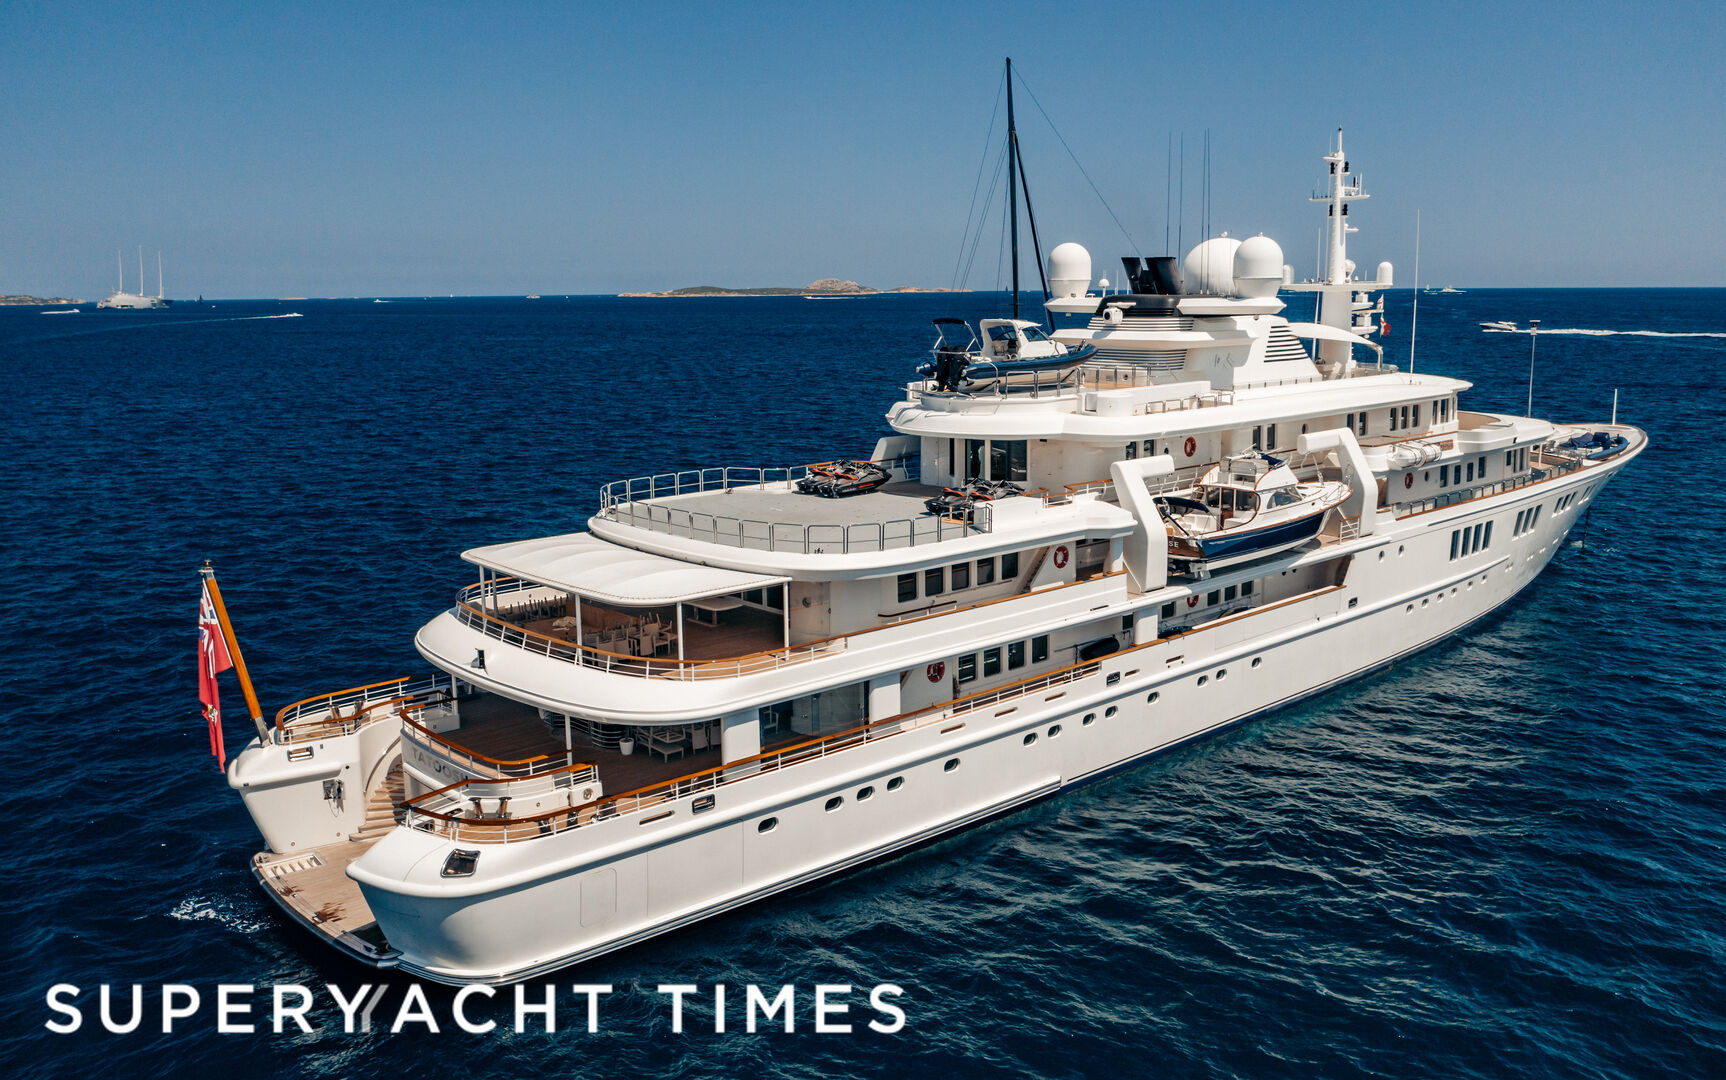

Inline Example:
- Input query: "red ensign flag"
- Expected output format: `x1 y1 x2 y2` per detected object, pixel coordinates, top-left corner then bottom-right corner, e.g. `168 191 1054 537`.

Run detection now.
199 581 234 768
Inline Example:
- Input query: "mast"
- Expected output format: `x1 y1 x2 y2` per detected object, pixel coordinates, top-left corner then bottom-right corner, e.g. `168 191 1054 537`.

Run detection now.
138 246 144 299
1006 57 1019 320
200 562 270 743
158 251 164 299
117 249 123 294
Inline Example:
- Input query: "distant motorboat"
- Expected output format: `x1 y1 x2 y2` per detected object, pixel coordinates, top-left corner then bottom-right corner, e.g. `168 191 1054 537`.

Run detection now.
1480 320 1518 332
1438 286 1465 294
526 295 541 300
41 308 80 315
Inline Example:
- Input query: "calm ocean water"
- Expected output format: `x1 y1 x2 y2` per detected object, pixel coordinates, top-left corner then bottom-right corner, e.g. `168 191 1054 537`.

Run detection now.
2 289 1722 1077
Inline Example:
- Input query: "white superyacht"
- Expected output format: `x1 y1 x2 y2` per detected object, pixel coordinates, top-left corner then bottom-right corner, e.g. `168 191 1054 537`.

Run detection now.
224 134 1645 984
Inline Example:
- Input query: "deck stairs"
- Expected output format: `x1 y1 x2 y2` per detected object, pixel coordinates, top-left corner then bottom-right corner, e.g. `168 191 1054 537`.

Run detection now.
348 759 406 842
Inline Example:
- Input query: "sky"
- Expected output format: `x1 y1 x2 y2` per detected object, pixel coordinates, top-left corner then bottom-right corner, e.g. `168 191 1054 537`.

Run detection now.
3 1 1723 298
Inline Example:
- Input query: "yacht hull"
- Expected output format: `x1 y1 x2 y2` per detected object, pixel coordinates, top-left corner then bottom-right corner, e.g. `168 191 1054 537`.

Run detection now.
332 451 1636 984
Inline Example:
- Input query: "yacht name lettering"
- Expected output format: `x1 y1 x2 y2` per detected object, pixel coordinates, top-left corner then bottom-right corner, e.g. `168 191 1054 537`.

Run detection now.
42 982 907 1035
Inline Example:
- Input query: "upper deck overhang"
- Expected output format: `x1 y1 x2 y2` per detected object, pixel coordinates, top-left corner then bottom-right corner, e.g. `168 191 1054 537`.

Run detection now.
463 532 787 605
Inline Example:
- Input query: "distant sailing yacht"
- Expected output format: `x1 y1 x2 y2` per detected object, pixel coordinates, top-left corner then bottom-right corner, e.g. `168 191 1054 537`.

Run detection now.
96 247 171 309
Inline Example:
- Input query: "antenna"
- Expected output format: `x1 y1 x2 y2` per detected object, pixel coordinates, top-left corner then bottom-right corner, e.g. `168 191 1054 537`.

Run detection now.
1409 210 1420 374
158 251 164 299
138 246 144 298
117 249 123 293
1164 133 1172 255
1177 133 1185 258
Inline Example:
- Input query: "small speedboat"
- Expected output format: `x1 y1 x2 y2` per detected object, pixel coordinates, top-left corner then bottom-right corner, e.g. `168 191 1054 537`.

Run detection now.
919 318 1096 392
924 479 1023 521
1480 320 1518 332
795 460 891 498
1155 454 1350 569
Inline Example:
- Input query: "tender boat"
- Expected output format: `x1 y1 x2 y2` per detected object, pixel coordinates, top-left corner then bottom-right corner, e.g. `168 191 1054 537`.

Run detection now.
920 317 1096 392
1155 454 1351 569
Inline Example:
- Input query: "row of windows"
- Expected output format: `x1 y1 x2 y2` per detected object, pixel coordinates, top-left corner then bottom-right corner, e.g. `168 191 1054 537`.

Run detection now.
897 551 1021 603
1450 521 1493 560
1345 398 1453 439
762 775 910 830
1158 579 1256 620
1438 456 1491 487
1387 403 1422 431
1505 448 1529 472
1514 504 1544 536
1555 491 1579 512
957 634 1050 682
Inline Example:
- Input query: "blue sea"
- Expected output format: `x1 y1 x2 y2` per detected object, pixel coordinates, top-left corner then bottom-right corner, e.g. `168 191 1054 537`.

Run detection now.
2 289 1723 1078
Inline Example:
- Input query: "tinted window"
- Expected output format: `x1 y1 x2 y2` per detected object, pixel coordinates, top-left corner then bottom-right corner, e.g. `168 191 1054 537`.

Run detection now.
984 647 1002 677
1001 552 1019 579
896 573 916 603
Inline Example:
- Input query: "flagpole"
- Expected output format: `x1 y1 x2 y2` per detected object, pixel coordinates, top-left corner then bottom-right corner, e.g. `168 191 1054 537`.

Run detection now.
200 562 270 742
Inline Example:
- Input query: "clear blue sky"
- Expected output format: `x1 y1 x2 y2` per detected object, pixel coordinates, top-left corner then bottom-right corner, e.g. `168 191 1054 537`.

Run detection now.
4 1 1722 298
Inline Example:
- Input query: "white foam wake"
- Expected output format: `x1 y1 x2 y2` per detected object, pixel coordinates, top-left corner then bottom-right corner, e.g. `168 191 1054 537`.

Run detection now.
1484 327 1726 339
168 896 269 934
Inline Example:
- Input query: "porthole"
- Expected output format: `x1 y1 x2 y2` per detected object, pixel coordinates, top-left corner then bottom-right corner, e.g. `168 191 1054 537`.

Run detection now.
858 786 874 801
943 758 960 773
1251 657 1262 669
1378 551 1385 561
1048 724 1062 737
1146 692 1159 704
824 796 843 812
1023 733 1038 746
1421 598 1429 607
1348 597 1359 609
1406 603 1415 612
758 817 778 833
1105 706 1118 717
886 776 904 791
1398 545 1405 555
1197 675 1208 687
1106 672 1121 686
1082 712 1096 725
1216 668 1227 680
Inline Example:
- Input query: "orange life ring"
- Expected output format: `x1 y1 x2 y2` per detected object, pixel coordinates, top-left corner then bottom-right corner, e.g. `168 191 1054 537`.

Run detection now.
1186 595 1199 608
926 662 945 682
1183 436 1197 458
1053 545 1069 569
1404 473 1413 489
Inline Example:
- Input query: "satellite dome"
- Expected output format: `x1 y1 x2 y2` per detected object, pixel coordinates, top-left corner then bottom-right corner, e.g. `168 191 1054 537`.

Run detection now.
1376 261 1394 287
1048 242 1092 299
1232 234 1284 298
1183 236 1242 296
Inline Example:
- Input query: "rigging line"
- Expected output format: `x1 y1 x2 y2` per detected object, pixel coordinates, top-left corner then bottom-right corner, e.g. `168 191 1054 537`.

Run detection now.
1011 71 1140 255
994 179 1011 293
958 141 1012 290
1165 133 1172 255
1012 133 1054 328
951 72 1008 289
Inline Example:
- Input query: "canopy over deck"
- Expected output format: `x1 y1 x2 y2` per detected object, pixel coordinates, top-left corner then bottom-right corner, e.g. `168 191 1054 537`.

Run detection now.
462 532 787 606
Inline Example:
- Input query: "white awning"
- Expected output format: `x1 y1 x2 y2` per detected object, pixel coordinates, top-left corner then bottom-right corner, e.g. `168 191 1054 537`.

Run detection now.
462 533 788 606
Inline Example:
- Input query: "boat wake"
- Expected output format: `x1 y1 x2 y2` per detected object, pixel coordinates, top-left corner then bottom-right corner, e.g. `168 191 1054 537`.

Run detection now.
168 895 269 934
1484 326 1726 339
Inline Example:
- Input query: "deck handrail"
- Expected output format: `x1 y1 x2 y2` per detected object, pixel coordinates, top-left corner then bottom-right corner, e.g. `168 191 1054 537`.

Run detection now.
274 674 456 743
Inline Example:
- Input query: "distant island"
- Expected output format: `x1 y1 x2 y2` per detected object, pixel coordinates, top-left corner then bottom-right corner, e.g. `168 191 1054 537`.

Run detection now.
1 294 82 305
620 278 966 298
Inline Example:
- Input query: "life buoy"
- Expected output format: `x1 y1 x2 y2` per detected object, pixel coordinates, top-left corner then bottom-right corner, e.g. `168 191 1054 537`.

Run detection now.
1053 545 1069 569
1183 436 1197 458
1404 473 1414 489
926 662 945 682
1187 595 1199 608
